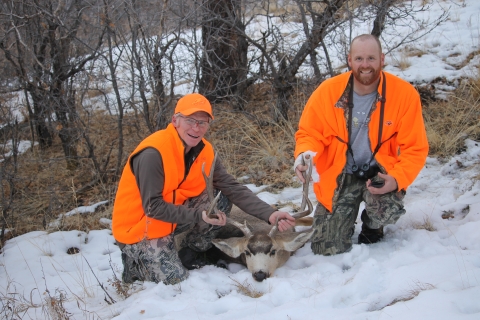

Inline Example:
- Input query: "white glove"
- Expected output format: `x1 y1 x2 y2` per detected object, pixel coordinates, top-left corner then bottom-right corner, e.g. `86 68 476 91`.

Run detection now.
293 151 320 183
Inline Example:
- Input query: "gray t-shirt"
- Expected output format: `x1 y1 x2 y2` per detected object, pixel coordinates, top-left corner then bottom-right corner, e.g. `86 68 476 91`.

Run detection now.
345 91 378 174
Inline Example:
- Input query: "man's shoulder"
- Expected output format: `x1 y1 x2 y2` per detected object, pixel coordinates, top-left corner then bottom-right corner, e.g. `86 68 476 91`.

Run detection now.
383 71 416 89
383 71 420 103
313 72 350 98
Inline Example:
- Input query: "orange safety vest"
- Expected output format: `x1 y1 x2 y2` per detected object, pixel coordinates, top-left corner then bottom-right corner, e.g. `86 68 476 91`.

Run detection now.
112 124 215 244
295 71 429 212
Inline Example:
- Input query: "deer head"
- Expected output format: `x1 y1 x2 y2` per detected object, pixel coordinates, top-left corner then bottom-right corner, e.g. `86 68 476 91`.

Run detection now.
212 226 313 281
204 153 314 282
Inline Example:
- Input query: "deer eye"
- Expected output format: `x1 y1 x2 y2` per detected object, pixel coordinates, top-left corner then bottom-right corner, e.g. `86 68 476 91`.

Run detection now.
270 249 276 256
245 250 251 256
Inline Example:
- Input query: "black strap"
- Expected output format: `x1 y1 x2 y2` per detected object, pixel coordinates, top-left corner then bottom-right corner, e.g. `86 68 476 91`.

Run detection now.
346 72 388 165
373 72 386 157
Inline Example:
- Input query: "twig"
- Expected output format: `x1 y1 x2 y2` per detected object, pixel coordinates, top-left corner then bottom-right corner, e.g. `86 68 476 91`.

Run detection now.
82 256 116 304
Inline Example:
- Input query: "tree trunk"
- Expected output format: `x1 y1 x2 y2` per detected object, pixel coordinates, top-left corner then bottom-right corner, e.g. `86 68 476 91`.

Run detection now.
53 84 79 171
371 0 397 37
200 0 248 106
28 87 53 149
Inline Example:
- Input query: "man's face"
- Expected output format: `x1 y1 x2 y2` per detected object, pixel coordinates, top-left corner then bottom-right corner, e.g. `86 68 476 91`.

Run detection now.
348 38 385 87
172 111 211 151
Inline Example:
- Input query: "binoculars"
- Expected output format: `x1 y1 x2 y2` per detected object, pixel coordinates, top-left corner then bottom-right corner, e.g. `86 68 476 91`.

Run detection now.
352 163 379 180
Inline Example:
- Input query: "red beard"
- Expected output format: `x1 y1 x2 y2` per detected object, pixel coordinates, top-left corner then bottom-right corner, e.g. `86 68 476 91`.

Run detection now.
353 67 381 86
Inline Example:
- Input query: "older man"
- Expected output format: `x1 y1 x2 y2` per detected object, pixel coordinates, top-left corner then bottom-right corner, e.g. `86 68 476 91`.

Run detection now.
113 93 295 285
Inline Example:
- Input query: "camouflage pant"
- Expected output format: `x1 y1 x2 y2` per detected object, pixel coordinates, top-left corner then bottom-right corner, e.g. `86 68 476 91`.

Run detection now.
311 174 405 256
121 189 232 285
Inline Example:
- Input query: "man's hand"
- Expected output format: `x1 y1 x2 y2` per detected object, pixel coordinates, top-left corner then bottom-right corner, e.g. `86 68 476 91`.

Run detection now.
294 152 319 183
366 172 398 195
202 210 227 226
295 162 309 183
269 211 296 232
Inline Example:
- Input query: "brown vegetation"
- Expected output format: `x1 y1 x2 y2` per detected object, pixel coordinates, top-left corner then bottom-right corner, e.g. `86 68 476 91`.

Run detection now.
423 77 480 158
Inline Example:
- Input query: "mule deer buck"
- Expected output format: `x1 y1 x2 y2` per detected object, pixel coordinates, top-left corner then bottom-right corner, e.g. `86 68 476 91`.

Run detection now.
203 153 314 282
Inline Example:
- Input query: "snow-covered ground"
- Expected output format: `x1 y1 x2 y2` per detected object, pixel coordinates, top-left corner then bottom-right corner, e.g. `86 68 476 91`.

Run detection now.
2 139 479 319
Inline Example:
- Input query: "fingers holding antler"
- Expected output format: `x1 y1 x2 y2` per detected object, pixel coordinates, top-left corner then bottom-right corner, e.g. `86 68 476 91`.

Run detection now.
202 209 227 226
294 154 313 219
202 152 255 236
269 155 314 236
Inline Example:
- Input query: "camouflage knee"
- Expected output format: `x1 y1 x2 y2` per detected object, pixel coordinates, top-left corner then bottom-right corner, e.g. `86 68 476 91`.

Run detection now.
310 204 355 256
364 190 406 229
121 237 189 285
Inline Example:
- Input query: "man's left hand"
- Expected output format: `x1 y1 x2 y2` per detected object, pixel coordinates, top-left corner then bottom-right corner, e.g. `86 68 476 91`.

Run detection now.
366 172 398 195
269 211 296 232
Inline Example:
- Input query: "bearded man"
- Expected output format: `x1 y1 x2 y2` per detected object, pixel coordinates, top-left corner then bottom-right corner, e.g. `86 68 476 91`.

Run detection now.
294 34 429 255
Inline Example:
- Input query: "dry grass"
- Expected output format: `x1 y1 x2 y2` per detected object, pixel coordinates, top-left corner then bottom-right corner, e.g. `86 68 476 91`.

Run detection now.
209 111 297 188
384 281 435 308
50 205 112 234
44 288 71 320
0 283 42 318
412 215 437 232
424 77 480 159
397 48 412 71
230 277 264 298
0 115 134 243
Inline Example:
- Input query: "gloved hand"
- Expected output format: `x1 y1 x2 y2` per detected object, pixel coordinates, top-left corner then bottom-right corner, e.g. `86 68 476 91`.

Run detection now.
293 151 319 183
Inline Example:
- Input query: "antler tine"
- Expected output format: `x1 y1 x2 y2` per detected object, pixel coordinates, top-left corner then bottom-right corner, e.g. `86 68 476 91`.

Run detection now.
268 217 279 238
227 217 253 237
202 152 220 218
203 152 253 236
292 154 313 219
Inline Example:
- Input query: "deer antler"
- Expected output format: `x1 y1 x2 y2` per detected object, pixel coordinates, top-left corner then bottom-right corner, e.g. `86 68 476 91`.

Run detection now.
202 152 222 218
269 154 313 237
202 152 253 237
228 220 253 237
293 154 313 219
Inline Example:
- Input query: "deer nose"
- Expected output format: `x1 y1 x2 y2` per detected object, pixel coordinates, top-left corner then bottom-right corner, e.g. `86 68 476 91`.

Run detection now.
253 271 268 282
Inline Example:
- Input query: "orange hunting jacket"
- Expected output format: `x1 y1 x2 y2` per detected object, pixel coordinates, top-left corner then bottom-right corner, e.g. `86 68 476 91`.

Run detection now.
295 71 429 212
112 124 215 244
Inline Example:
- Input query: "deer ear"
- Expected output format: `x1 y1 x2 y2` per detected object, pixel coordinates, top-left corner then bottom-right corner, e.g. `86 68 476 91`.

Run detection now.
277 230 314 252
212 238 244 258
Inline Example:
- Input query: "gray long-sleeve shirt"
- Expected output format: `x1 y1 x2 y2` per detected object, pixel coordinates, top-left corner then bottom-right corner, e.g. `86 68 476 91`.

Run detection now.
131 146 275 226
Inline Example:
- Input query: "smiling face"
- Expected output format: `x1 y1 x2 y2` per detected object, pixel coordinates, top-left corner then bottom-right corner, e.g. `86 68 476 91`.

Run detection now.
172 111 211 153
348 36 385 94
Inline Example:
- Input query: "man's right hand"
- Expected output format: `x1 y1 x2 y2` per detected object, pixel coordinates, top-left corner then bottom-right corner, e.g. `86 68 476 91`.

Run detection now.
295 163 309 183
202 210 227 226
293 150 320 183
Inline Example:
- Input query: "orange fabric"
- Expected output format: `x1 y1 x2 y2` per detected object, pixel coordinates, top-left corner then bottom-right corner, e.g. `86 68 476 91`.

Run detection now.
295 71 429 211
112 124 215 244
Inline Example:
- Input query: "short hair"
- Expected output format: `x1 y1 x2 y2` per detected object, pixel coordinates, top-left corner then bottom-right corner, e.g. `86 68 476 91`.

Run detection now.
350 34 382 55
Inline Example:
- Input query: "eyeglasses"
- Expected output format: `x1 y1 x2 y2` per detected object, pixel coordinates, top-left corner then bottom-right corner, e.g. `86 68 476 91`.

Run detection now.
177 114 210 129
